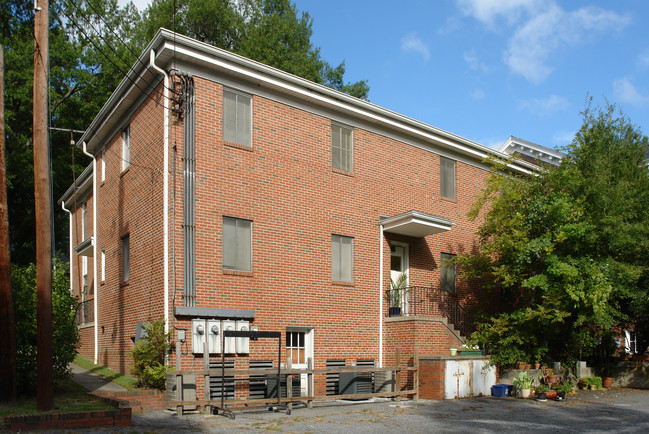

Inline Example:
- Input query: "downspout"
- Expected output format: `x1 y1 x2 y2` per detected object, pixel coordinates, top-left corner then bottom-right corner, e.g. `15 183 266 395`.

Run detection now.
61 201 73 293
149 50 170 336
82 141 99 364
379 224 384 367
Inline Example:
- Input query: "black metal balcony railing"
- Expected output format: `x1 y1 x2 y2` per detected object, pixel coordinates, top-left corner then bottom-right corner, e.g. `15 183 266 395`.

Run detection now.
386 286 472 338
76 298 94 325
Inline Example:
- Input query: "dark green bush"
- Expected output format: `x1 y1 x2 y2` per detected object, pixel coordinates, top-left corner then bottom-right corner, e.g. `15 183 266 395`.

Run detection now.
12 259 79 394
131 318 171 390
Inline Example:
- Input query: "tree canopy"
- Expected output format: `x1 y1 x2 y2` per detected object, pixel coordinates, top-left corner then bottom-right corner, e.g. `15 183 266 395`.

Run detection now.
460 102 649 367
136 0 369 99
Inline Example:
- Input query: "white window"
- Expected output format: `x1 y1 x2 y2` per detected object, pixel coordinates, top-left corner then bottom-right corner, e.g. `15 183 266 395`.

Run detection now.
101 249 106 282
286 331 306 364
440 156 456 199
222 217 252 272
101 150 106 182
331 234 353 282
122 125 130 171
121 234 130 282
441 252 456 293
82 203 87 240
331 123 353 172
223 90 252 147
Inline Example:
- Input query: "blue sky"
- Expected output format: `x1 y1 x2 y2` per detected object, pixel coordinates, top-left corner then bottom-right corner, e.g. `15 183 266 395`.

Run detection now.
125 0 649 150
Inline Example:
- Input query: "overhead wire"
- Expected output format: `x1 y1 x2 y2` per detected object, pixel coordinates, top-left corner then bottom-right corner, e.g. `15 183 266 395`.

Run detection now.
53 0 173 111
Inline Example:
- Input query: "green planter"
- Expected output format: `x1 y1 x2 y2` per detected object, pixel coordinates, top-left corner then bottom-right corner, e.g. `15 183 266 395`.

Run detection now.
458 350 482 356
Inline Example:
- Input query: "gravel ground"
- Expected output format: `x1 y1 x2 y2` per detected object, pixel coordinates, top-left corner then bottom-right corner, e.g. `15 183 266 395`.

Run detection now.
76 388 649 433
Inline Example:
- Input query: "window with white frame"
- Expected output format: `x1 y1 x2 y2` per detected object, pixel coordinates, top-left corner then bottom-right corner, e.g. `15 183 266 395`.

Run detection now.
122 125 130 171
82 202 87 240
222 217 252 272
82 256 89 324
223 89 252 147
121 234 130 282
286 331 306 364
331 123 353 172
440 156 456 199
441 252 456 293
101 150 106 182
101 249 106 282
331 234 353 282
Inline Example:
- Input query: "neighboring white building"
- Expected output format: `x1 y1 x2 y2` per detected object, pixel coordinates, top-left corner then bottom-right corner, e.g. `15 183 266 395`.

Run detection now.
499 136 565 166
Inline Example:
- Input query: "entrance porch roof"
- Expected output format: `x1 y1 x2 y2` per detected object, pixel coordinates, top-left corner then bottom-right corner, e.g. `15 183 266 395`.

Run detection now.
381 211 455 238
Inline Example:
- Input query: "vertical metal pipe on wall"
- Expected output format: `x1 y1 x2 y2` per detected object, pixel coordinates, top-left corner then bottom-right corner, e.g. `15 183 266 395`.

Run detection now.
181 74 196 307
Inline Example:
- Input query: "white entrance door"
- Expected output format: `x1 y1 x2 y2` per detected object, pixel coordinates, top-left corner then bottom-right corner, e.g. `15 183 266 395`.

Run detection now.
286 329 313 397
390 243 409 313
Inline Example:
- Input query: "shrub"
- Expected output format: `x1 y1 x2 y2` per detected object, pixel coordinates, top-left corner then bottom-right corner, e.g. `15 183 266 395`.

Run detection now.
131 318 171 390
12 259 79 394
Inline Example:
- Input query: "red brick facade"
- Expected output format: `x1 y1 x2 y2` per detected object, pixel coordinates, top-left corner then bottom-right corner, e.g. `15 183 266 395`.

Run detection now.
60 31 532 398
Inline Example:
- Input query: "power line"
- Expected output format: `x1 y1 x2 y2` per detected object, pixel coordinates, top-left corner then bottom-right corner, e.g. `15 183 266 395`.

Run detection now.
53 2 172 111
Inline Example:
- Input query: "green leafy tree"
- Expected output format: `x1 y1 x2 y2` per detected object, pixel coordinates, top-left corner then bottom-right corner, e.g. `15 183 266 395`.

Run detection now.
131 318 171 390
137 0 369 99
460 102 649 366
11 258 79 394
2 0 141 264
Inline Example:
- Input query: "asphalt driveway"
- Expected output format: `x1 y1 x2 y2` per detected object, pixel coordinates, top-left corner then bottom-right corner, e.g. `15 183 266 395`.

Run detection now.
89 388 649 433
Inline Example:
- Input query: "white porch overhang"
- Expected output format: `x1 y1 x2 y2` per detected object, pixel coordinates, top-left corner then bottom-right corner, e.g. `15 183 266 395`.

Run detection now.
74 236 94 257
381 211 455 238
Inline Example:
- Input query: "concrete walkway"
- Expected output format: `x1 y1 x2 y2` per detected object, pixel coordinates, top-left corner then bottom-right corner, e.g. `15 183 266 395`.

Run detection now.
70 362 128 393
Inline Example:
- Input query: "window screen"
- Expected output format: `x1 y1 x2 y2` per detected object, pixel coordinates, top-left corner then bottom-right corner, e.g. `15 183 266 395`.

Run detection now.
121 234 130 282
332 234 353 282
122 125 130 171
441 252 456 293
440 156 456 199
223 90 252 147
332 123 353 172
223 217 252 272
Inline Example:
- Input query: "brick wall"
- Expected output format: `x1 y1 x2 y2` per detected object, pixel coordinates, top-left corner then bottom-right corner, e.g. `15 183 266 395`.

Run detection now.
70 68 498 390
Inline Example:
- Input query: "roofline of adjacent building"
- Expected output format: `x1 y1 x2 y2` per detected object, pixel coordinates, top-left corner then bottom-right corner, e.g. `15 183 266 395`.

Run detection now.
76 28 537 175
58 163 93 205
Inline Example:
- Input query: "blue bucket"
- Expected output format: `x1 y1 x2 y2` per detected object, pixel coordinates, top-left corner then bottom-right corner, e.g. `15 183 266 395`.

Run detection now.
491 384 509 397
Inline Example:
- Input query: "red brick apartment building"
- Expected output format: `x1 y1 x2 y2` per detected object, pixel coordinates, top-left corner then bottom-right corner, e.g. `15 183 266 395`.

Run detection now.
59 29 535 398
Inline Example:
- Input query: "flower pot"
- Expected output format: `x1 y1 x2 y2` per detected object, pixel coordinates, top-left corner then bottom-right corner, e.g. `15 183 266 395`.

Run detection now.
520 388 531 399
517 362 526 370
548 374 558 385
534 363 540 369
602 377 613 389
450 348 457 356
536 392 547 401
545 390 557 399
388 306 401 317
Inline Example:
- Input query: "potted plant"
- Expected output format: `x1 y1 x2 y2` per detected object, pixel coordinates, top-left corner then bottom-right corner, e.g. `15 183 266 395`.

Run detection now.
386 272 408 316
513 371 534 398
458 343 482 356
450 347 457 356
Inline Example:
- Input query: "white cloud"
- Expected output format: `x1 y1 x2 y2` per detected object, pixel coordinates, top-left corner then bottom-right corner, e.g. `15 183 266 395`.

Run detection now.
517 94 569 115
400 33 430 61
471 89 485 100
464 49 491 73
456 0 539 29
457 0 631 84
613 77 649 107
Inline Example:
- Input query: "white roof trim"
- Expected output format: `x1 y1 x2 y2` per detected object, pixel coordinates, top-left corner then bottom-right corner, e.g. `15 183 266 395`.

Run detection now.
381 211 455 238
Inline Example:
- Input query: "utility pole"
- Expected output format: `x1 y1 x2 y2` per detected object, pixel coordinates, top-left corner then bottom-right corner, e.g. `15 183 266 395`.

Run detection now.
34 0 53 411
0 43 17 403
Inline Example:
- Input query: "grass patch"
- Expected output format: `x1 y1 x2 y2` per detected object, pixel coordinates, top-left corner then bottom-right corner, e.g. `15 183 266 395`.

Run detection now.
74 355 139 390
0 379 113 419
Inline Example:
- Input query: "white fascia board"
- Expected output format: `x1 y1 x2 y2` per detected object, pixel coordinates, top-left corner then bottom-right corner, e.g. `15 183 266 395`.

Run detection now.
157 35 535 176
